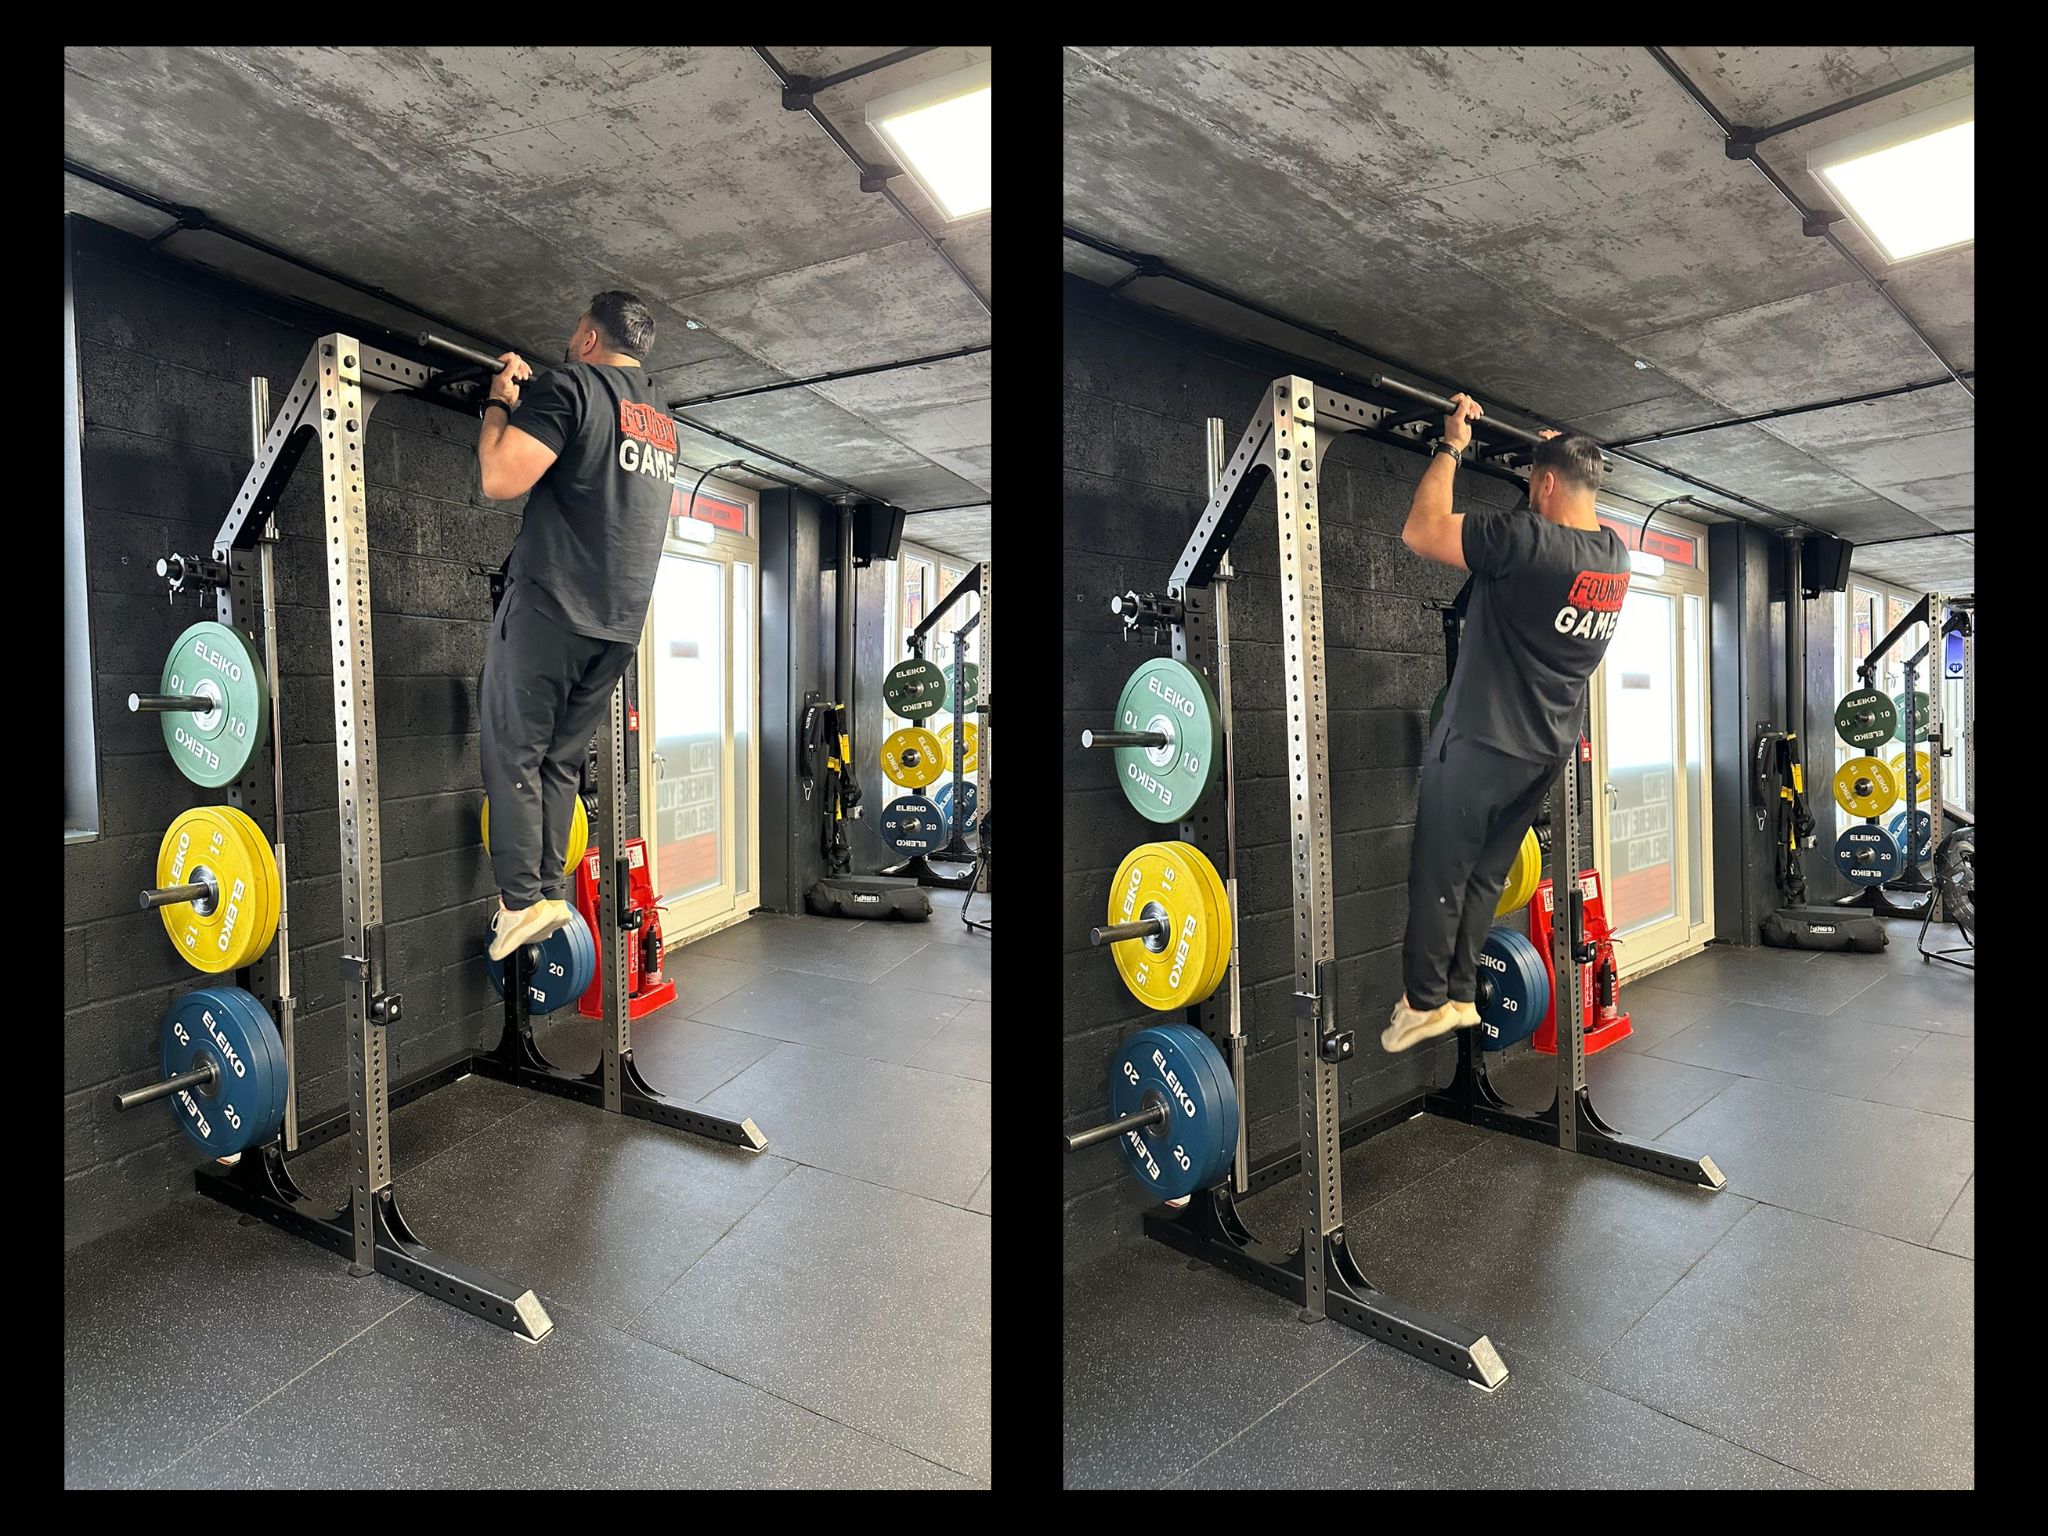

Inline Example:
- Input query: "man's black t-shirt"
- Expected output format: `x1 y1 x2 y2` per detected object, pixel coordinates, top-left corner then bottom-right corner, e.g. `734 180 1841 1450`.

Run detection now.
503 363 680 643
1440 509 1631 764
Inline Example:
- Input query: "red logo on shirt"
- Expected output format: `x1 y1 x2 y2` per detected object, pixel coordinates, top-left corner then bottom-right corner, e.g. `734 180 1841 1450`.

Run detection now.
619 399 677 453
1565 570 1628 611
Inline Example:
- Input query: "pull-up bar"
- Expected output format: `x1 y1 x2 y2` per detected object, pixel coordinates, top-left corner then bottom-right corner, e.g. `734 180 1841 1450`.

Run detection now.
1372 373 1612 473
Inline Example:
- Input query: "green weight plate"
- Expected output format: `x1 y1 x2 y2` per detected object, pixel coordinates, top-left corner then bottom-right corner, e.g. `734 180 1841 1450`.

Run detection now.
1110 658 1220 824
159 621 269 788
883 658 947 721
1833 687 1898 749
940 661 980 714
1893 690 1930 745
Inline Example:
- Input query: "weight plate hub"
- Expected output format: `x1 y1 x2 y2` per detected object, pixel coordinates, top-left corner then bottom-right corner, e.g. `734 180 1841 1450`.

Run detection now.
938 721 978 774
159 621 269 788
486 907 595 1014
156 805 280 973
1833 687 1898 749
1106 1024 1237 1201
882 658 947 721
1831 755 1901 819
1477 926 1549 1051
880 794 948 855
1495 829 1541 916
1833 825 1901 885
1106 842 1232 1011
1888 808 1932 865
1893 691 1930 745
932 777 978 835
941 661 980 714
480 792 590 874
881 726 946 789
158 986 285 1157
1111 658 1220 824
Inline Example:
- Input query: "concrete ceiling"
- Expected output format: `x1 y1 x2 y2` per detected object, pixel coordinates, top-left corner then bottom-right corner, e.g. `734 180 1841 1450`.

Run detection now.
63 44 993 561
1063 45 1972 592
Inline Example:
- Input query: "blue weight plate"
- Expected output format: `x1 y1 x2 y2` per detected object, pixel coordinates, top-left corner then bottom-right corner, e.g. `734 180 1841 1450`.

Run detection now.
1106 1026 1235 1201
1833 825 1901 885
1109 1027 1216 1200
1478 927 1549 1051
879 794 948 855
158 987 280 1156
1887 808 1932 865
1159 1023 1237 1192
932 778 979 835
218 984 285 1148
486 913 588 1015
570 910 596 999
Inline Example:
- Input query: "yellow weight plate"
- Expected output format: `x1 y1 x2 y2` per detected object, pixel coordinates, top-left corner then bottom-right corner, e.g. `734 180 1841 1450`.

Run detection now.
1886 749 1932 805
1832 755 1901 819
882 726 946 789
156 805 279 974
1495 828 1542 916
938 721 979 774
480 793 590 875
218 802 279 971
1167 841 1234 999
1106 842 1231 1012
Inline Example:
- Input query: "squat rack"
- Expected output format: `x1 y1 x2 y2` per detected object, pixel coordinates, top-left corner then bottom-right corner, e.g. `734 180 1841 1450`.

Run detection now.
152 331 766 1339
1849 589 1973 965
1115 374 1724 1391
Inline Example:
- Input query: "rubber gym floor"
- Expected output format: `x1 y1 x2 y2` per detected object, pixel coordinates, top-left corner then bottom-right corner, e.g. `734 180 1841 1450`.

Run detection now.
1065 917 1972 1490
66 892 991 1489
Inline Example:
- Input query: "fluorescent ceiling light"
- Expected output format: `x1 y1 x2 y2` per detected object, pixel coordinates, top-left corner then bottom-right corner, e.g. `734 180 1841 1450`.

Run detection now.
866 60 991 221
1809 94 1974 262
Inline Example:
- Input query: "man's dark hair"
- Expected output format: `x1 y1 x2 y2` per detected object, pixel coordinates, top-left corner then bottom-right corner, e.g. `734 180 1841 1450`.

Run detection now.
1530 431 1605 495
587 291 655 359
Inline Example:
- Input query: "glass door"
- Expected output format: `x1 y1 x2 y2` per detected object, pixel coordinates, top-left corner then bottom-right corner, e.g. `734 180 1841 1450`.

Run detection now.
1590 570 1712 971
641 489 759 942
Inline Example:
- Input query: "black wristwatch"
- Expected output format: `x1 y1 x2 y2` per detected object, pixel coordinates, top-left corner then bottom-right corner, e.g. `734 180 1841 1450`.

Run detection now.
481 398 512 419
1432 440 1462 462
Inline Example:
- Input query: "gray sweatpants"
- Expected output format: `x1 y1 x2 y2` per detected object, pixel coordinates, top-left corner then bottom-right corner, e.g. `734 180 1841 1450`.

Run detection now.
1401 723 1565 1010
481 574 635 907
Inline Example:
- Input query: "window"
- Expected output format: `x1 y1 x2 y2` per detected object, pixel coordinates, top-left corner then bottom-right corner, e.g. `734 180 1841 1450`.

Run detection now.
64 218 100 841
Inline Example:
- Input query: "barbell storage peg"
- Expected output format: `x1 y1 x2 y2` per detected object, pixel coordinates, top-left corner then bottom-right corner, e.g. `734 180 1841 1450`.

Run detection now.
1063 1102 1169 1153
1081 728 1171 750
1092 916 1170 946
